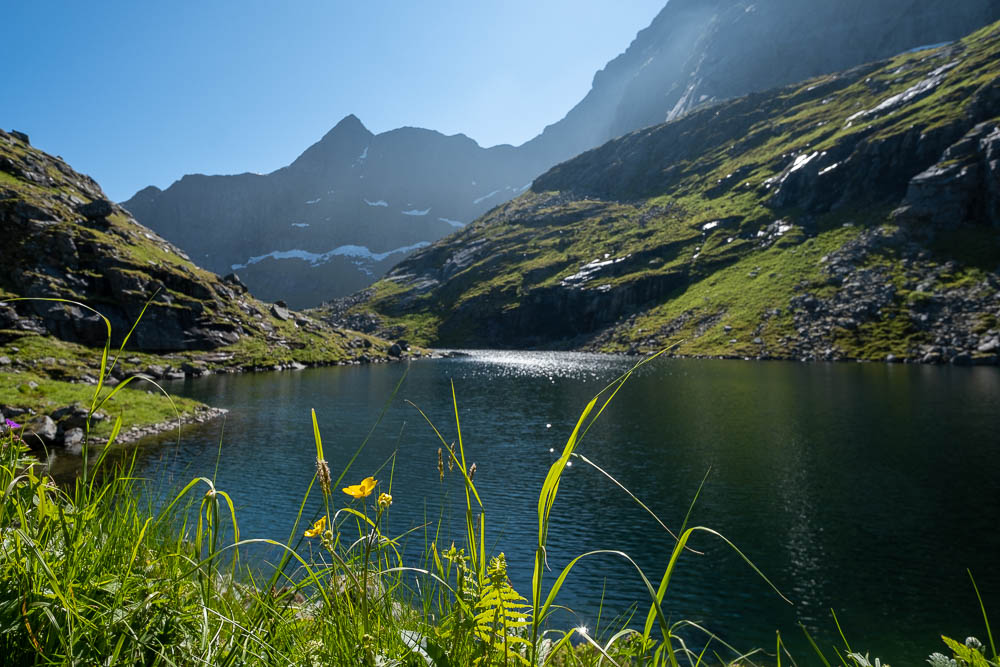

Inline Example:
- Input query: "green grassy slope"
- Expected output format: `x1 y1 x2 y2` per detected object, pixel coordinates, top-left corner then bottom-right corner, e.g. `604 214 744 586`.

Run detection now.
326 22 1000 363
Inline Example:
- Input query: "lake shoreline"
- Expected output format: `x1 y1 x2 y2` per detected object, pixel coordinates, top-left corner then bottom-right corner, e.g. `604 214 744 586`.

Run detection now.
438 346 1000 366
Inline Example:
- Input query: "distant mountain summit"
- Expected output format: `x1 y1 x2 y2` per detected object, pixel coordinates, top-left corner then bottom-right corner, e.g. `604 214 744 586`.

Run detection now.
124 116 542 308
124 0 1000 308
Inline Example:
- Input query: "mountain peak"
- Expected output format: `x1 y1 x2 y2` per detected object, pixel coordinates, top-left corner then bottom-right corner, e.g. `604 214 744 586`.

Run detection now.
287 114 374 173
324 114 371 140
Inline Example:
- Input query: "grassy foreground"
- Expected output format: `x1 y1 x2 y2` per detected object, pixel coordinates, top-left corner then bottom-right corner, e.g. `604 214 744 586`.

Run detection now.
0 348 996 665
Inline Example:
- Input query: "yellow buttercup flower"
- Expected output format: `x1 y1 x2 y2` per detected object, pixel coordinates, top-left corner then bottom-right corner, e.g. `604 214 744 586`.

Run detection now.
304 515 327 538
377 492 392 509
342 476 377 499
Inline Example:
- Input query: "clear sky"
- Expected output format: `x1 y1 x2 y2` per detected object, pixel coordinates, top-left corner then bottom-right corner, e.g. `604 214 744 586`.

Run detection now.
3 1 665 202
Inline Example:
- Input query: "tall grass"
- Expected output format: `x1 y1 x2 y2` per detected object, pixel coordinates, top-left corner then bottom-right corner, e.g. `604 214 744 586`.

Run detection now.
0 306 995 665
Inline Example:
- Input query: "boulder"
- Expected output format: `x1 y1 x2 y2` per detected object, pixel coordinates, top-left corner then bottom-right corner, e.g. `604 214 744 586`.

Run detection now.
77 198 114 221
51 404 93 430
144 364 166 379
222 273 248 292
62 428 85 454
25 416 58 447
977 337 999 353
951 353 973 366
271 303 292 321
181 361 207 376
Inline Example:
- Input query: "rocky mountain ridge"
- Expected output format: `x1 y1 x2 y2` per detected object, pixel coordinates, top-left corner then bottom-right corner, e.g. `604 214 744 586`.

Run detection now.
323 20 1000 365
123 0 1000 308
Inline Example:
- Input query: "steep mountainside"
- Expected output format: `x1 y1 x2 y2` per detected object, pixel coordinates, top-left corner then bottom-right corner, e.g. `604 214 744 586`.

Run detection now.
523 0 1000 164
325 21 1000 364
124 0 1000 309
0 129 398 370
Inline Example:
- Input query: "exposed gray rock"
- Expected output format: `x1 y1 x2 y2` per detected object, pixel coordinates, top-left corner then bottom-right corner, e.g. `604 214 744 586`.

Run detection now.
26 416 58 447
51 404 94 430
181 361 207 376
222 272 248 292
271 303 292 321
977 337 999 353
76 198 114 221
893 122 1000 228
62 427 85 454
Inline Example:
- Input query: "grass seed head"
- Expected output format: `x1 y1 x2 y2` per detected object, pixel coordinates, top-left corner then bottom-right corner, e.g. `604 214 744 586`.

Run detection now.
316 458 332 496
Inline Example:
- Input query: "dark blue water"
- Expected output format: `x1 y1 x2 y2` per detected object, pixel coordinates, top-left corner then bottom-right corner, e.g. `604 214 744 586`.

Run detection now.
138 353 1000 664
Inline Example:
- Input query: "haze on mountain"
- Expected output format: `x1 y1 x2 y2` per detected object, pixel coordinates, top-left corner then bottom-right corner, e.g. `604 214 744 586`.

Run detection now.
123 0 1000 308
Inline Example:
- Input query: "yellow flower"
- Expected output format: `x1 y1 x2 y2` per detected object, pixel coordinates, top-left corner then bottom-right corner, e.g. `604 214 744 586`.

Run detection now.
304 515 327 538
377 492 392 509
342 476 377 499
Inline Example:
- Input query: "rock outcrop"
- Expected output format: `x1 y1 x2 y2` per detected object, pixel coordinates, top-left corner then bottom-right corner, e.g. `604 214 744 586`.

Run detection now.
893 121 1000 229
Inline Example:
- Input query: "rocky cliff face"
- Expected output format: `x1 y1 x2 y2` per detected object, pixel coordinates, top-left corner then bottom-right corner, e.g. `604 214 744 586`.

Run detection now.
326 21 1000 364
0 129 392 362
123 0 1000 309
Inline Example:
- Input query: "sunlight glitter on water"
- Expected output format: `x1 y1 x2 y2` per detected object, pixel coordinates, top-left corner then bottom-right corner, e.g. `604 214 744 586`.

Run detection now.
444 349 633 383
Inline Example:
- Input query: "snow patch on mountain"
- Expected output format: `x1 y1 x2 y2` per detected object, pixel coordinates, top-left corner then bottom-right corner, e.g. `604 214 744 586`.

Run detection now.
402 208 431 216
230 242 431 270
473 189 500 205
439 217 465 227
902 41 952 54
364 199 389 207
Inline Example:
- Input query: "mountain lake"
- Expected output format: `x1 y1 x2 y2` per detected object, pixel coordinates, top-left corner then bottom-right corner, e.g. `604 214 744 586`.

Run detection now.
124 351 1000 663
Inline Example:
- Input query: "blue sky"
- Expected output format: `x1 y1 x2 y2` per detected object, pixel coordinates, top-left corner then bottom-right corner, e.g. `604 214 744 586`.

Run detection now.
3 1 664 201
